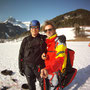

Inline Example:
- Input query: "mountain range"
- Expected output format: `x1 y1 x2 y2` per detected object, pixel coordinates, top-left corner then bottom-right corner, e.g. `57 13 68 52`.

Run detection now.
4 16 30 29
0 17 30 40
0 9 90 40
51 9 90 28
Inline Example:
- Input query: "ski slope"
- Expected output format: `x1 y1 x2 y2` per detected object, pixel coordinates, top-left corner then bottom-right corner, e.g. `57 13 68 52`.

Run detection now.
0 27 90 90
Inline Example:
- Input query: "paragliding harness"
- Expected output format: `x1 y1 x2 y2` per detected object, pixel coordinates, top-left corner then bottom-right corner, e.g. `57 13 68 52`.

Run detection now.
48 35 77 90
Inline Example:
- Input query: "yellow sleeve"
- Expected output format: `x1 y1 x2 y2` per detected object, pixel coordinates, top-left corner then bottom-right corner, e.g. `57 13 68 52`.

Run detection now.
55 43 67 58
55 42 67 73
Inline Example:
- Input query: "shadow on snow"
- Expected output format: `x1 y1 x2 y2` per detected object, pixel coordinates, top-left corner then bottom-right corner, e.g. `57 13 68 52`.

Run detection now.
64 65 90 90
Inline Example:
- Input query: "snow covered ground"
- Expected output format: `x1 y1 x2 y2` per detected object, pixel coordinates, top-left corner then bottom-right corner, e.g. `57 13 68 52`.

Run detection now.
0 41 90 90
64 41 90 90
56 26 90 40
56 27 75 40
0 27 90 90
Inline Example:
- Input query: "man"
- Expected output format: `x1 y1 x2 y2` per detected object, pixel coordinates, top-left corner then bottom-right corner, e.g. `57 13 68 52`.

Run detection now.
40 20 67 90
18 20 47 90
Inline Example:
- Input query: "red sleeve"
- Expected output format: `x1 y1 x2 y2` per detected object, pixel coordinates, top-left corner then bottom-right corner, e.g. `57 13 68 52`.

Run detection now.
45 57 64 74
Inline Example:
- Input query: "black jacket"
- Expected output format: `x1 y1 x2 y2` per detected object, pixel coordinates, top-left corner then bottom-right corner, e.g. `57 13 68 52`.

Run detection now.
19 34 47 72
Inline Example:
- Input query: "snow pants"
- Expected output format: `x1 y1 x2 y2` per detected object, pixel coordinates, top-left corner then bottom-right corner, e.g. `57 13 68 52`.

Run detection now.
24 64 43 90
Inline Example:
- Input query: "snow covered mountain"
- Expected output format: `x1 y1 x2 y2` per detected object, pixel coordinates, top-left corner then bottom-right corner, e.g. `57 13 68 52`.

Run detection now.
5 16 30 29
23 21 30 30
0 17 31 40
0 22 27 40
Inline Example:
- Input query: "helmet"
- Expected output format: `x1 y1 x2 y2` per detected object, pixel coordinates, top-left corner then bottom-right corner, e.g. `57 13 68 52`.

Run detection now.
30 20 40 30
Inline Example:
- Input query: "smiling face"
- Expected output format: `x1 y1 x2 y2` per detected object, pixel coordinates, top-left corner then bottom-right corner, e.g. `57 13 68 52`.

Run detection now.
44 25 56 38
30 26 39 37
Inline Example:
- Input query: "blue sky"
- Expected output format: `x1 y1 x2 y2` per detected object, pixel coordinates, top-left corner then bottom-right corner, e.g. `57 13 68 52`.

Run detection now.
0 0 90 23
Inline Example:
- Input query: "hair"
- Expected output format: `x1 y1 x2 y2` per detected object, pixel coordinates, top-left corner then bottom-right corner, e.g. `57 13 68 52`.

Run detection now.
42 20 56 31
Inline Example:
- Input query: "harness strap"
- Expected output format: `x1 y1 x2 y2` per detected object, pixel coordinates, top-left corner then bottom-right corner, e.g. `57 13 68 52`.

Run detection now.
43 79 46 90
38 66 40 72
49 71 63 90
49 73 55 87
53 70 63 90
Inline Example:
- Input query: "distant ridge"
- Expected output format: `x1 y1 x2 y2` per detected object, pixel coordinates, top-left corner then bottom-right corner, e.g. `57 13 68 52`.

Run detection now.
0 22 27 39
50 9 90 28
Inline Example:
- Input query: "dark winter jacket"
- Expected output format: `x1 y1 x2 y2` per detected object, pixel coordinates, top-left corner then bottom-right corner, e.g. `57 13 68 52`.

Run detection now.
19 34 47 73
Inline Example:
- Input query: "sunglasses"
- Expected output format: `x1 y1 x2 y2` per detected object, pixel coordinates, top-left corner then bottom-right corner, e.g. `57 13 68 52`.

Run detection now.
44 28 54 33
31 26 39 29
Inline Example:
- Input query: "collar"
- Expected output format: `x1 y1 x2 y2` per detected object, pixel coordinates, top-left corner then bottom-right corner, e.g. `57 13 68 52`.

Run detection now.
46 34 57 44
48 34 57 39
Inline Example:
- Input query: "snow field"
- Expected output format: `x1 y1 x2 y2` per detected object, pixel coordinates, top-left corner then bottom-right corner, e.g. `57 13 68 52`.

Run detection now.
0 26 90 90
0 41 90 90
